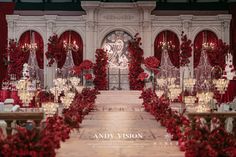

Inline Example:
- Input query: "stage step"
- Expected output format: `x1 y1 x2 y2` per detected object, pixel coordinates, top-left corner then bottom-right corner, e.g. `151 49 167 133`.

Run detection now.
96 90 142 105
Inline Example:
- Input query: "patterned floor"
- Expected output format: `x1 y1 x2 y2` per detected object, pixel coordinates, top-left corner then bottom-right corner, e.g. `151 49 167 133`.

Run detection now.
56 92 184 157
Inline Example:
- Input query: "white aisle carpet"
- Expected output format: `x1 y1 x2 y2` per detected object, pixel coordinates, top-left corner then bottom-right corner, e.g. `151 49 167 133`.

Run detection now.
56 91 184 157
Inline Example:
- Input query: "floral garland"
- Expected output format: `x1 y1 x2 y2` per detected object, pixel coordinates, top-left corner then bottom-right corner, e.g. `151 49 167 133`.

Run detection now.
93 49 108 90
46 34 61 67
140 89 236 156
0 88 99 156
180 32 192 67
128 33 145 90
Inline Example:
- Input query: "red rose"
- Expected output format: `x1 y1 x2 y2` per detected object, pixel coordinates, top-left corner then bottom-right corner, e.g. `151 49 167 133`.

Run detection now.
144 56 160 69
138 72 149 81
84 73 92 80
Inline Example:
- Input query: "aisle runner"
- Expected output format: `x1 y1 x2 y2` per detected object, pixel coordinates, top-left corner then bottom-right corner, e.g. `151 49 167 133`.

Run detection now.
57 91 184 157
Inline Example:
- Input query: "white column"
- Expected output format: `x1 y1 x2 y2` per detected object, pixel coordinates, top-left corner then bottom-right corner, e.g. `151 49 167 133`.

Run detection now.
218 14 232 44
81 1 99 62
44 15 56 88
138 2 155 57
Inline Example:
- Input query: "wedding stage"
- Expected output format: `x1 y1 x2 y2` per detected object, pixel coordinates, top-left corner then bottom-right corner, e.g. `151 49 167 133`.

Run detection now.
56 90 184 157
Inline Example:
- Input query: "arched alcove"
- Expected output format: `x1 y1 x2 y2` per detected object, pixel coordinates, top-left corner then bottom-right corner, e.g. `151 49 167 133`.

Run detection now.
101 30 132 90
58 30 83 69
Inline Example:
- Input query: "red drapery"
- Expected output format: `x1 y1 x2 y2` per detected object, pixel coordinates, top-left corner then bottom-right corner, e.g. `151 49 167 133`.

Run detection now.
193 30 218 68
0 2 15 87
58 30 83 68
154 30 180 68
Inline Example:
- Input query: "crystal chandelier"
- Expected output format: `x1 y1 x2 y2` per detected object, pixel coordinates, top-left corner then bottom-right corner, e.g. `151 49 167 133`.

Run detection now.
202 42 215 51
159 41 175 51
63 31 79 52
159 31 175 51
21 30 38 52
213 79 229 94
21 43 38 52
202 31 215 51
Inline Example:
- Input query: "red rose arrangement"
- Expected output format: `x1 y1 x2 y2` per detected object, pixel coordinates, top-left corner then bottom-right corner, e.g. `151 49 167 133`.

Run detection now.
206 39 229 67
93 49 108 90
128 33 145 90
180 32 192 67
46 34 61 67
6 39 25 80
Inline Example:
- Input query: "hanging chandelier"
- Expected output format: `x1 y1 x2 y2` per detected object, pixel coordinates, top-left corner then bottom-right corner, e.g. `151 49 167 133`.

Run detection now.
21 30 38 53
202 42 215 51
202 31 215 51
159 31 175 51
21 43 38 52
63 31 79 52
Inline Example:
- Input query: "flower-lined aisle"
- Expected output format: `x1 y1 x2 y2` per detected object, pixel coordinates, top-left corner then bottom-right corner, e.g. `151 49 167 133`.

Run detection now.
0 88 99 157
140 89 236 157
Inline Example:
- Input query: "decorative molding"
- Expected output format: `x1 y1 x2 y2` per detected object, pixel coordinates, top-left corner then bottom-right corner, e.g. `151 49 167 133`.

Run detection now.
102 14 135 21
